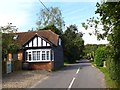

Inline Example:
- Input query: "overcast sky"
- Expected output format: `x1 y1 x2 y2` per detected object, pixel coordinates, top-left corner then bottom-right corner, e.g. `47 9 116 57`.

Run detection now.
0 0 109 44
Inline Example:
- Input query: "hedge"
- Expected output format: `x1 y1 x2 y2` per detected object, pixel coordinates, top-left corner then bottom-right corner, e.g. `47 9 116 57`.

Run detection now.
95 47 107 67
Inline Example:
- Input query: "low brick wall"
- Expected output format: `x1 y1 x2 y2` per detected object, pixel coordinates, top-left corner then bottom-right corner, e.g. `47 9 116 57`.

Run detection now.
30 61 54 71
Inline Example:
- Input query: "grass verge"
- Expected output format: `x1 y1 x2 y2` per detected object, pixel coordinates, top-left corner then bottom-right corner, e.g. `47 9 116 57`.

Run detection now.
98 67 118 88
92 63 118 88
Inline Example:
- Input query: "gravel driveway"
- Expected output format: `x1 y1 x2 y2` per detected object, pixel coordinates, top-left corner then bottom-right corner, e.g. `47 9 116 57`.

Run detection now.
2 70 50 88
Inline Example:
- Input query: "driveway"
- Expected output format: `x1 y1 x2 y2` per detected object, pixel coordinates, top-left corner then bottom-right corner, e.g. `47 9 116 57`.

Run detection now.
2 70 50 88
31 59 106 88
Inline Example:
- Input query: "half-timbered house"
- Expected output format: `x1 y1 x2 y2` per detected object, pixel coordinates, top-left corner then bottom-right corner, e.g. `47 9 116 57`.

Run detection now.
7 30 64 71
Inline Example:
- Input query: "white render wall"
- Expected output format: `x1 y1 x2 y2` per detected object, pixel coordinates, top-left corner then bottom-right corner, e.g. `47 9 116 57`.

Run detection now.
25 36 50 47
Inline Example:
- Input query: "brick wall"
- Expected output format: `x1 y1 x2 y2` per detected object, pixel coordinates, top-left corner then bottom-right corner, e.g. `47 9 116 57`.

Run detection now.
30 61 54 71
8 53 12 61
18 51 23 61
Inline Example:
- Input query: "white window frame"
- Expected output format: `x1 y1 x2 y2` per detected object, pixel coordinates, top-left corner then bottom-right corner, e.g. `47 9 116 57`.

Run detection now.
59 38 61 46
42 51 46 60
26 49 52 62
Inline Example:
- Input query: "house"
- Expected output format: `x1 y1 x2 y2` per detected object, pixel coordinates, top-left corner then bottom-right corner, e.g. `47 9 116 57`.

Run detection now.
7 30 64 71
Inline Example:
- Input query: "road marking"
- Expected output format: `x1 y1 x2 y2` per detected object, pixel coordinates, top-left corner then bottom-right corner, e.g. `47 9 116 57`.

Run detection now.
76 68 80 74
68 77 76 90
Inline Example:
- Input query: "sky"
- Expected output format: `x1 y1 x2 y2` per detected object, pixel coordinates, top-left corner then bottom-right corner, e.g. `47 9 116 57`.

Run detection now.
0 0 109 44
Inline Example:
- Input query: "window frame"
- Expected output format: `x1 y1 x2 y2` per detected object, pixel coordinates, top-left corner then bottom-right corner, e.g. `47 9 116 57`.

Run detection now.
26 49 52 62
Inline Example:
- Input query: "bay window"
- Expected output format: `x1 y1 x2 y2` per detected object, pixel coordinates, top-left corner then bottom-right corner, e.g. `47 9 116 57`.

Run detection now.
46 51 49 60
42 51 45 60
33 51 37 60
37 51 40 60
26 49 52 62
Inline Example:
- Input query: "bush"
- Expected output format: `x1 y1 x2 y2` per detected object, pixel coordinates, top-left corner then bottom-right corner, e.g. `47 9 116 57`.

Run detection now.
95 47 107 67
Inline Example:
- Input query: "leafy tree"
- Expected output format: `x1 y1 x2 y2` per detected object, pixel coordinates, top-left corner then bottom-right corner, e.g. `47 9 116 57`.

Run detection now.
82 1 120 85
36 7 65 32
62 24 84 63
41 24 62 35
84 44 98 60
84 44 106 61
0 23 17 33
1 23 19 60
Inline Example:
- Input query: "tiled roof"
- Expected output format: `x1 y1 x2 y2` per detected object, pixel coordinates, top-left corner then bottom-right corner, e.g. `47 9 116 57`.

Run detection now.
15 30 59 47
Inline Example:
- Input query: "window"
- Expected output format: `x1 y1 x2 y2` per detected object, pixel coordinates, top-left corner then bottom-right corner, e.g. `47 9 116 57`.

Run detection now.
26 52 28 60
26 49 52 62
51 50 54 61
28 52 31 61
33 51 37 60
46 51 49 60
37 51 40 60
59 38 61 46
42 51 45 60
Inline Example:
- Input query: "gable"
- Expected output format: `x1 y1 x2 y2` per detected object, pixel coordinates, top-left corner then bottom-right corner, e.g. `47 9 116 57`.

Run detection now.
16 30 59 47
24 35 51 48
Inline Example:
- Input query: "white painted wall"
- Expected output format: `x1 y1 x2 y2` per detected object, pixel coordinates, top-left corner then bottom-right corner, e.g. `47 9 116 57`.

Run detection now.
33 37 37 47
43 39 46 46
29 41 32 47
24 36 51 47
25 44 28 47
47 43 50 46
38 37 41 46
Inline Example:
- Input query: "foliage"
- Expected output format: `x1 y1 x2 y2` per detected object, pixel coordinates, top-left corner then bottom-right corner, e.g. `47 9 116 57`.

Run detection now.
82 1 120 85
0 23 17 33
95 47 107 67
83 44 106 61
36 7 65 31
1 23 19 60
40 24 62 35
84 44 98 60
97 67 118 88
62 24 84 63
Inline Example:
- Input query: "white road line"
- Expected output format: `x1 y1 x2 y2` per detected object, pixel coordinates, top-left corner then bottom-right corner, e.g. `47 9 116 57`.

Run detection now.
76 68 80 74
68 67 80 90
68 77 76 90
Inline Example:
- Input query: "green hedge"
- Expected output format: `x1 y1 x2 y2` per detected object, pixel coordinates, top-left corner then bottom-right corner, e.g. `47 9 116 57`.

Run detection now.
95 47 107 67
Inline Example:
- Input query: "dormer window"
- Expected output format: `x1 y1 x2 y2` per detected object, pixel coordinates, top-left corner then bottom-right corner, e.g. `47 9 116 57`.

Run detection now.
13 35 18 40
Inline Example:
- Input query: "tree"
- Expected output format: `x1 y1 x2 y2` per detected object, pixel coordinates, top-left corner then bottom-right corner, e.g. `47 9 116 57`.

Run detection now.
82 1 120 85
36 7 65 32
62 24 84 63
41 24 62 35
84 44 98 60
1 23 19 60
0 23 17 33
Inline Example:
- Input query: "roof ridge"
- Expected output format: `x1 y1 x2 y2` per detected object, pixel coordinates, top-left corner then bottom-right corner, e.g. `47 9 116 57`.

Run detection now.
47 30 59 37
16 30 54 34
14 30 59 47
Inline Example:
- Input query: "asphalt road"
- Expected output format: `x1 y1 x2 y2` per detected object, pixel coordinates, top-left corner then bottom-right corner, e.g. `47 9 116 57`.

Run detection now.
31 59 106 88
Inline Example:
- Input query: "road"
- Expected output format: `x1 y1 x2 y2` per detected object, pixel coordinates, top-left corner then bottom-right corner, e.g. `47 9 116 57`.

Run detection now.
31 59 106 88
